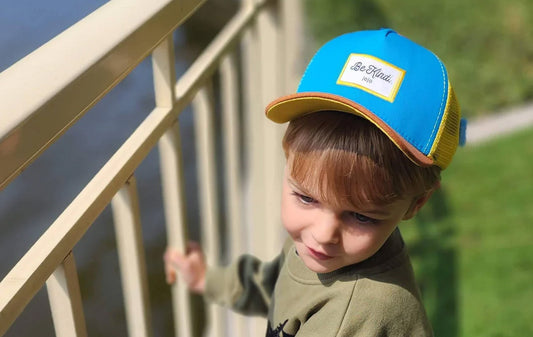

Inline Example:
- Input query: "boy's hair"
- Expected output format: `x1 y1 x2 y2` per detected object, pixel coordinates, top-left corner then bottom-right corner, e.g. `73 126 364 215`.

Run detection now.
283 111 440 210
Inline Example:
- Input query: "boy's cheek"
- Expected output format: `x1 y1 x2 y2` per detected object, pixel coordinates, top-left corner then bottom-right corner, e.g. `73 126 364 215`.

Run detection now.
280 212 302 240
281 217 297 237
280 200 296 231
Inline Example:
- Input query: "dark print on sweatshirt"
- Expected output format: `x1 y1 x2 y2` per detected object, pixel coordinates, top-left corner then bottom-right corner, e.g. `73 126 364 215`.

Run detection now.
266 319 295 337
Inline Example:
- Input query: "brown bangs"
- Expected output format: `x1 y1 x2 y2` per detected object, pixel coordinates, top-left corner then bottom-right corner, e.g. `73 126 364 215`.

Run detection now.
283 111 441 209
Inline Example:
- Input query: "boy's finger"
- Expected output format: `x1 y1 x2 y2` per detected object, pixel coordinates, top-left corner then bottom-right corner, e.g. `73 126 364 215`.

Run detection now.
166 269 176 284
187 241 201 251
164 248 179 263
164 249 184 264
164 259 177 284
187 242 206 257
169 251 192 272
164 250 171 262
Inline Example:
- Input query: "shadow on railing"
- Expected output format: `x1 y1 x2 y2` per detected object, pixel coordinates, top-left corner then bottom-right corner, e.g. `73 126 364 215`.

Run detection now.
0 0 303 336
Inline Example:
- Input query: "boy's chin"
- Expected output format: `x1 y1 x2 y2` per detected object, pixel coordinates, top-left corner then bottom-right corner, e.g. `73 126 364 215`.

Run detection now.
301 256 340 274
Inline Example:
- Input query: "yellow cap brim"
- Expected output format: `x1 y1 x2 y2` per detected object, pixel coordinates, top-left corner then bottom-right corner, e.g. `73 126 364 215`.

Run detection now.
265 92 434 167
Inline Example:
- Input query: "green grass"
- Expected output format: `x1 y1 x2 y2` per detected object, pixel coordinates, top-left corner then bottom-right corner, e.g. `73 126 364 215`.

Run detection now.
305 0 533 118
401 128 533 337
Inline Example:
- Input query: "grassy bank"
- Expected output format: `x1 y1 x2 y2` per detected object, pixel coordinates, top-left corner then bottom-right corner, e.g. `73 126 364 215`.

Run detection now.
401 128 533 336
305 0 533 118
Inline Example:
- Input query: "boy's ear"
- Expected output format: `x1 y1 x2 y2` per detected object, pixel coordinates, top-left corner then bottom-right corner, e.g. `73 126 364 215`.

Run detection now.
402 182 440 220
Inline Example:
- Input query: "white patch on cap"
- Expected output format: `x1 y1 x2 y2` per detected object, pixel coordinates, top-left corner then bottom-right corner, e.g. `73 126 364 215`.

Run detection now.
337 54 405 102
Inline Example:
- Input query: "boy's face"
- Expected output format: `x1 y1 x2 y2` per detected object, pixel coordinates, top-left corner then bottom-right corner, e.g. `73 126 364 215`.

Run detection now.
281 168 423 274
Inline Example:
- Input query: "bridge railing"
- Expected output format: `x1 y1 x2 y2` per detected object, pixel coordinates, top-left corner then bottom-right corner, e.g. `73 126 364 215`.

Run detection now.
0 0 303 336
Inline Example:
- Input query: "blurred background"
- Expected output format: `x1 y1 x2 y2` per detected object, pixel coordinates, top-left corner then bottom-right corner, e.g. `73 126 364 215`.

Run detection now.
1 0 532 336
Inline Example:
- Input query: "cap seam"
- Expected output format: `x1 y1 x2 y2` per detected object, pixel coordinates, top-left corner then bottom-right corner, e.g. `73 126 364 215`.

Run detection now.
423 54 447 153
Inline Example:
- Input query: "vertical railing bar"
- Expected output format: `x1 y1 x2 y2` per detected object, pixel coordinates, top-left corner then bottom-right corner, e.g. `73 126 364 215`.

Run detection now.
46 252 88 337
220 52 248 337
159 123 195 337
280 0 304 94
111 175 153 337
220 52 245 259
241 19 268 337
192 84 225 337
152 36 194 337
241 17 265 258
257 0 285 259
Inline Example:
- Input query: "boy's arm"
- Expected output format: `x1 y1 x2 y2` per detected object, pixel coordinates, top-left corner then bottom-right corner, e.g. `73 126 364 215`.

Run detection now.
204 251 284 316
165 240 287 316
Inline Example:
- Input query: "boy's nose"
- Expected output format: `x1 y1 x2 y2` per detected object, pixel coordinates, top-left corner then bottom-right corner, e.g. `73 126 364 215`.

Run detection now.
311 211 341 245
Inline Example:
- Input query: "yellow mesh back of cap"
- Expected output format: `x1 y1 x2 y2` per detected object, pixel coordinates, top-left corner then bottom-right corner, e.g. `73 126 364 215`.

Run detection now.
429 83 461 169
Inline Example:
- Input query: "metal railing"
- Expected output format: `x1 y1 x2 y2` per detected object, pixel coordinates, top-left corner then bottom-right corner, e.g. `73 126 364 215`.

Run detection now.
0 0 303 336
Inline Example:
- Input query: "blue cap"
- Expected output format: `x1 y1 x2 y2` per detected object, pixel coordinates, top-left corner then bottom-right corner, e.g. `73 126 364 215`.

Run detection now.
266 29 464 169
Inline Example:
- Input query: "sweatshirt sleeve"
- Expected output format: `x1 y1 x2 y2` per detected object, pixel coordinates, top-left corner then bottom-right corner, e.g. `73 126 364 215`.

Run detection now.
204 250 284 317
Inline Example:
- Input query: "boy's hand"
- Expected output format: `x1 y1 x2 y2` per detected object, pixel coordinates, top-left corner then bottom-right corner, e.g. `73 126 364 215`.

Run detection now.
164 242 206 294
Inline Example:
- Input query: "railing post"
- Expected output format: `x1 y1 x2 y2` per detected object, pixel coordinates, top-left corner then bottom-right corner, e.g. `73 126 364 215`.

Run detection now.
280 0 304 93
46 252 88 337
241 8 265 257
220 52 248 337
256 0 285 262
111 176 153 337
241 0 268 336
152 36 194 337
192 84 225 337
220 52 244 261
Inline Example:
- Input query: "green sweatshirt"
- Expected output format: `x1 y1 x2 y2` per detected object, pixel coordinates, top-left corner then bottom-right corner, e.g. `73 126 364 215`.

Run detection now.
205 229 433 336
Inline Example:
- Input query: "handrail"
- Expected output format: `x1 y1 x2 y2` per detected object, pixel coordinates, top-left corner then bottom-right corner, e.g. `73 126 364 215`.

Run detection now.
0 0 205 191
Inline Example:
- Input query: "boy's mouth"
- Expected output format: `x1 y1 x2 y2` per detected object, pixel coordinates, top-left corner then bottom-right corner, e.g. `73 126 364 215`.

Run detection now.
307 246 333 260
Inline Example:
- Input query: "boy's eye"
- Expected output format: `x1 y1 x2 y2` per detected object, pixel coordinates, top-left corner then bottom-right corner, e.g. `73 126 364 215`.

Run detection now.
293 192 316 205
350 212 378 225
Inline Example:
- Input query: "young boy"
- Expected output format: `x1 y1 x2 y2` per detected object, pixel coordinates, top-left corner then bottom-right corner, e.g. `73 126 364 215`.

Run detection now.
165 28 465 336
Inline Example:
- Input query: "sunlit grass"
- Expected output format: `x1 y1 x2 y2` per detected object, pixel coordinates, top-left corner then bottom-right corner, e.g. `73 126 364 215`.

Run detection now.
402 127 533 336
